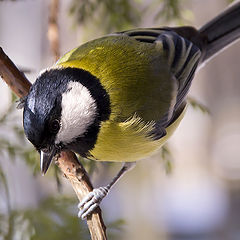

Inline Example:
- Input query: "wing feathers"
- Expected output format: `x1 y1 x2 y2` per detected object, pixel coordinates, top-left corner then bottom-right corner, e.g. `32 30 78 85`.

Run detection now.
119 28 201 130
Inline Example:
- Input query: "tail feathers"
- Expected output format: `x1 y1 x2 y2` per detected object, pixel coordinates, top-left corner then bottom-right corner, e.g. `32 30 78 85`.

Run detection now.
199 1 240 63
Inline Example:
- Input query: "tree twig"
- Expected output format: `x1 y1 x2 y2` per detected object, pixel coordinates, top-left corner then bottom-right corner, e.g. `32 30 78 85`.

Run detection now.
0 47 31 98
0 47 107 240
57 151 107 239
48 0 60 61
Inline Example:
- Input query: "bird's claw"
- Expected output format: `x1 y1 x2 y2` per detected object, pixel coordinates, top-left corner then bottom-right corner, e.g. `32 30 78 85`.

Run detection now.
78 186 109 219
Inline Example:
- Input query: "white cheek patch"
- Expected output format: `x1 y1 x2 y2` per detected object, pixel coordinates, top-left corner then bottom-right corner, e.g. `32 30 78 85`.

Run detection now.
55 81 97 144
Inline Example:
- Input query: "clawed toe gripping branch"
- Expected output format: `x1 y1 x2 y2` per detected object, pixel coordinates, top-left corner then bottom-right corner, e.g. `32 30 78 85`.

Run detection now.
0 47 107 240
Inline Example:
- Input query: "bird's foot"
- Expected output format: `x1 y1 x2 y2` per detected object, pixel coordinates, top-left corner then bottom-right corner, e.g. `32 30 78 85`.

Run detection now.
78 186 109 219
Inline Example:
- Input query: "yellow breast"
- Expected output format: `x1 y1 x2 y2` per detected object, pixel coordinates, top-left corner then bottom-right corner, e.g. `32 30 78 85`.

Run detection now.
89 105 186 162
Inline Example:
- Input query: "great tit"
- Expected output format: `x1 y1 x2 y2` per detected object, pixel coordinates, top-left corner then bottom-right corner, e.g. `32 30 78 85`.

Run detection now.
23 2 240 219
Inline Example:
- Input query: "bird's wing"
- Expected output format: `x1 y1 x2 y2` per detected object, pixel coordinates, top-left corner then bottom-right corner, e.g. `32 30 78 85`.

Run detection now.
56 29 201 138
115 28 201 139
120 28 201 123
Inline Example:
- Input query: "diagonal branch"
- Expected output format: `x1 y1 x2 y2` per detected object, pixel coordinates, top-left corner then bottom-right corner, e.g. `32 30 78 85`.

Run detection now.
0 47 107 240
0 47 31 97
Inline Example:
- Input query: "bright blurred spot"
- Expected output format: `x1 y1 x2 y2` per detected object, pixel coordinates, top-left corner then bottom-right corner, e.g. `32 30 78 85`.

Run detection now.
159 177 229 235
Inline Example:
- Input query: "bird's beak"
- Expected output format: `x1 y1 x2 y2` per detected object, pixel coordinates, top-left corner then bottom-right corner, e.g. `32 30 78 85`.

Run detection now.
40 147 57 175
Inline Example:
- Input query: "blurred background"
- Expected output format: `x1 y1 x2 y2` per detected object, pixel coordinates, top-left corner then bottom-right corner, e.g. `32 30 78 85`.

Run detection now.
0 0 240 239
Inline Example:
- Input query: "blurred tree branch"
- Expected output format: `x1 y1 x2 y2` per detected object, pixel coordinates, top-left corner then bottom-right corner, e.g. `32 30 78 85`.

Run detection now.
188 96 210 114
69 0 141 33
48 0 60 61
69 0 186 35
0 47 107 240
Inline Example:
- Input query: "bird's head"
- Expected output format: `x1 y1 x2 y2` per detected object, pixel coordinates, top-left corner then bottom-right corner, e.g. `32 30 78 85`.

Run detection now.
23 67 110 174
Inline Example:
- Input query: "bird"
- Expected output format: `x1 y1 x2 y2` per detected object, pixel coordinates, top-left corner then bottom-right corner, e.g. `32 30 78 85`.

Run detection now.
22 2 240 219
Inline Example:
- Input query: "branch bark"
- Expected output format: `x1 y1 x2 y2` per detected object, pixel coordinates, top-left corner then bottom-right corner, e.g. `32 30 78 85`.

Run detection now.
0 47 107 240
0 47 31 97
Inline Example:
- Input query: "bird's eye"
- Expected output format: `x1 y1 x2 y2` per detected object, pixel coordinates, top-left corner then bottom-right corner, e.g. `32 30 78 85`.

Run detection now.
49 119 60 133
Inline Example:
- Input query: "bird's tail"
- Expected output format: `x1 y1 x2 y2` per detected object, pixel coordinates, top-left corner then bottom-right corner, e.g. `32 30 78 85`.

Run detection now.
198 1 240 63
